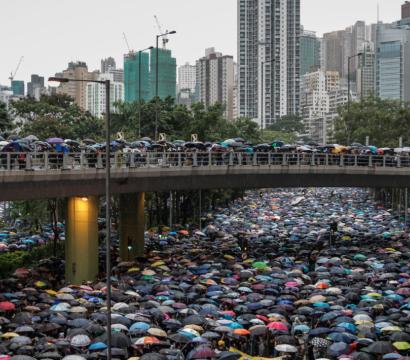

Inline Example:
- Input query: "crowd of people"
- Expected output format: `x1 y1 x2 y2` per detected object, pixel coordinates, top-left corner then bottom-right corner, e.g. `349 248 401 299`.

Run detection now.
0 188 410 360
1 134 410 156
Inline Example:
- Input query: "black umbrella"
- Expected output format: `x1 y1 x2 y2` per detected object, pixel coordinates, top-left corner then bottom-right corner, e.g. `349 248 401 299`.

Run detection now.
169 333 191 344
366 341 395 354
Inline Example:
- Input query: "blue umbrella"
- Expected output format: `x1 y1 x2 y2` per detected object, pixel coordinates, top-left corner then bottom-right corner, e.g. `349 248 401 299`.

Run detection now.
129 322 150 332
89 342 107 351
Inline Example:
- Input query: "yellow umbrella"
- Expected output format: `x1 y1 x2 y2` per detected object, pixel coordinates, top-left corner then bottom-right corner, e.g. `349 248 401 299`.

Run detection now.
45 289 58 296
1 332 19 338
366 293 382 298
381 326 402 332
393 341 410 350
152 261 165 267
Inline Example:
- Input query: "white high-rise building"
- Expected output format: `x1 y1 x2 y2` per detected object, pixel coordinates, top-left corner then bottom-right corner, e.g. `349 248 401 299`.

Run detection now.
238 0 300 128
177 62 196 94
196 48 235 120
301 70 341 143
86 73 124 118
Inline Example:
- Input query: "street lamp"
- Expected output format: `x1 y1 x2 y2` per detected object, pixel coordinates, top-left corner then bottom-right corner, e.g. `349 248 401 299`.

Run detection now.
155 30 176 140
48 76 113 360
138 46 154 138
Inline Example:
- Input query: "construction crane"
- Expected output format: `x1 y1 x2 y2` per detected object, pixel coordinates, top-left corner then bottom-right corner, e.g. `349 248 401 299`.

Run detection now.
122 32 133 54
154 15 169 49
9 56 24 85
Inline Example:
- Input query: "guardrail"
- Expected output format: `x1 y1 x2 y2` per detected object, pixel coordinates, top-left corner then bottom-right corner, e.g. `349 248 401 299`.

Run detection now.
0 152 409 171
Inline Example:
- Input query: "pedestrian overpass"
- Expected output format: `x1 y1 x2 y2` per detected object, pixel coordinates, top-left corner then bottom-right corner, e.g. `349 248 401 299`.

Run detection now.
1 151 409 283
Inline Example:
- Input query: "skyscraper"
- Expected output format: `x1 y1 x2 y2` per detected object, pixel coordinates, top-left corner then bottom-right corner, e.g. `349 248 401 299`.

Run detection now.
177 63 196 94
376 23 410 101
238 0 301 127
149 48 177 100
196 48 235 120
357 44 375 99
86 73 124 118
403 1 410 19
101 57 116 73
300 30 321 76
124 52 150 103
322 30 348 78
11 80 24 96
27 74 45 100
55 62 99 109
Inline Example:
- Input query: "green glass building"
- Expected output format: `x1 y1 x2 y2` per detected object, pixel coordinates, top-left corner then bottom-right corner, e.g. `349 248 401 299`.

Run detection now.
124 52 150 103
150 48 177 100
300 30 321 75
11 80 24 96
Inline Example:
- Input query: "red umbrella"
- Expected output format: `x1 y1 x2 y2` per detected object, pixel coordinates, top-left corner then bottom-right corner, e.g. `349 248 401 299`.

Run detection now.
267 322 288 331
396 288 410 296
190 346 216 359
0 302 15 312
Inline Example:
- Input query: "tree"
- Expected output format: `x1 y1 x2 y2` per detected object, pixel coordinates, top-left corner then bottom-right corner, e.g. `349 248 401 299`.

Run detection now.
10 94 104 140
229 117 261 144
333 95 410 147
267 115 304 133
0 102 13 134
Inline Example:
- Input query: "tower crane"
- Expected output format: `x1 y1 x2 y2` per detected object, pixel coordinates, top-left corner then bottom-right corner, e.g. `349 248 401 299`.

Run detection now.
9 56 24 85
154 15 169 49
122 32 133 54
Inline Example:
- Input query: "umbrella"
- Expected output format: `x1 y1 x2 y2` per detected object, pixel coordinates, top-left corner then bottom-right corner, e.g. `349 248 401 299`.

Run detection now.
367 341 396 354
134 336 161 345
46 137 64 144
275 344 298 353
327 342 350 357
70 334 91 347
189 346 216 359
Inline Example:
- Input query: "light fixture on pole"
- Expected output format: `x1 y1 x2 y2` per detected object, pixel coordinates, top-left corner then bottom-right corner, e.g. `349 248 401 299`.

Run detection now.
155 30 176 141
48 76 113 360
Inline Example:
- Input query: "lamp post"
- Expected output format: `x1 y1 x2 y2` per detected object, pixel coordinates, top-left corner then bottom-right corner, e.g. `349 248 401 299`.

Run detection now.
155 30 176 140
138 46 154 138
49 76 113 360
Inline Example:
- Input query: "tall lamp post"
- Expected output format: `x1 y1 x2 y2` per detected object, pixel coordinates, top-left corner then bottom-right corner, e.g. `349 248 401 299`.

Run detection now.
155 30 176 140
48 76 113 360
138 46 154 138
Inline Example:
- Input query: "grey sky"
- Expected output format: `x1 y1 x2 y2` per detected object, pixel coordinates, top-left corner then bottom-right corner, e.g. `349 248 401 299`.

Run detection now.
1 0 405 85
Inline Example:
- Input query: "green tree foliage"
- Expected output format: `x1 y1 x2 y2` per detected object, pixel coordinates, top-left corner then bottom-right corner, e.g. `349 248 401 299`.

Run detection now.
334 95 410 147
113 98 261 143
267 115 304 133
11 94 104 140
0 102 13 134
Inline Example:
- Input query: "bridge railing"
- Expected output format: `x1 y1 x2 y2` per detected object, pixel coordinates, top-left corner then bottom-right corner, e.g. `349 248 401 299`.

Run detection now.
0 152 409 171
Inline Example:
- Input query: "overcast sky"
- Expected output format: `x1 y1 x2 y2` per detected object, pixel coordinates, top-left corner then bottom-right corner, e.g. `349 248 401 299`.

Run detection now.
1 0 405 85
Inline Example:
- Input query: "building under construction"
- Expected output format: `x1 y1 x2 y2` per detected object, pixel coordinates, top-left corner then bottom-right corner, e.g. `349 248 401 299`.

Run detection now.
149 48 177 100
124 52 150 103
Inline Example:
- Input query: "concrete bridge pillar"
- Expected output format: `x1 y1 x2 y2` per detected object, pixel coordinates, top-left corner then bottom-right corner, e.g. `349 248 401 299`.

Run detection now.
65 196 99 284
119 193 145 261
